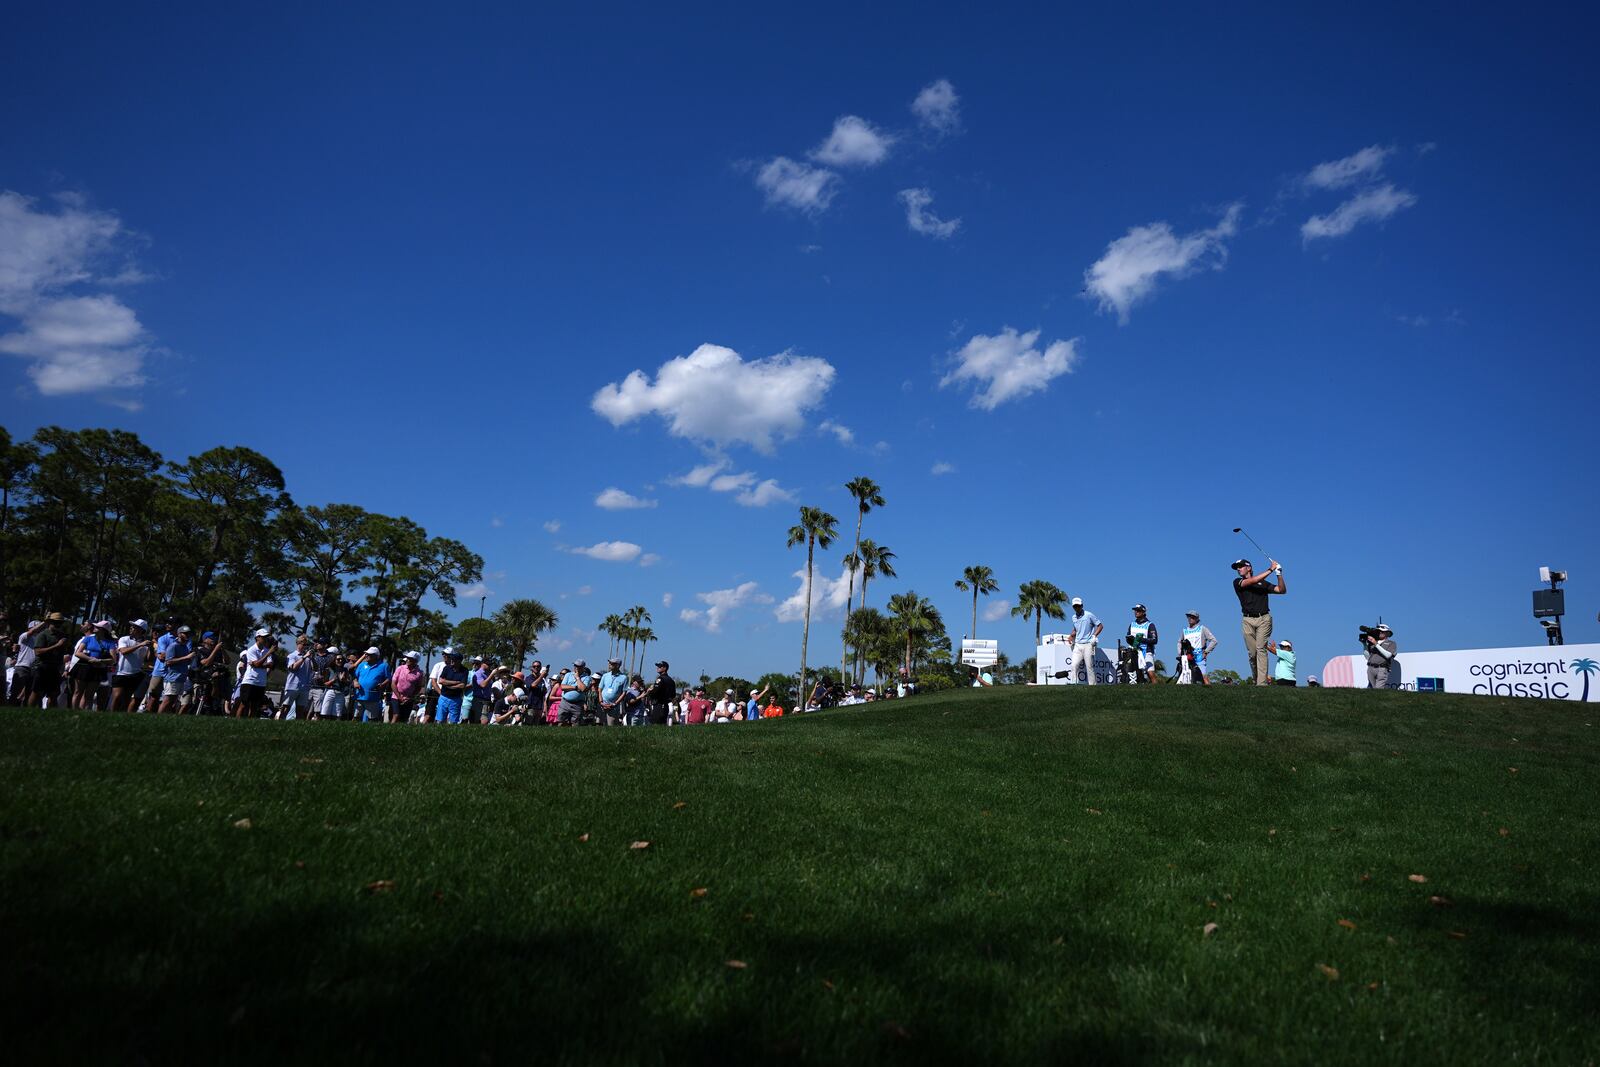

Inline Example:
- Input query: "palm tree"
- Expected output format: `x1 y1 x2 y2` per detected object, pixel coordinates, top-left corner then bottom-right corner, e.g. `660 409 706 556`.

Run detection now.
494 598 559 669
849 539 897 683
954 564 999 639
1011 580 1068 645
1573 658 1599 702
888 591 937 676
599 613 623 660
787 505 839 705
623 605 651 674
841 477 885 680
635 626 656 675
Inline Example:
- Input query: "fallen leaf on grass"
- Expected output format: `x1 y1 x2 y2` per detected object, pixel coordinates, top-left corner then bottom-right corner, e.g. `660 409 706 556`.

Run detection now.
821 979 835 991
1206 900 1218 909
233 818 253 830
1498 828 1510 837
364 880 396 894
629 841 651 850
1202 922 1219 937
1085 808 1103 816
299 757 323 764
293 860 306 870
1508 767 1518 774
1359 873 1372 883
1428 895 1454 908
672 801 686 810
1408 874 1428 883
1447 930 1468 940
1366 981 1380 992
1386 936 1398 946
1267 828 1277 837
577 833 590 843
1338 919 1357 931
1317 963 1340 980
690 887 708 899
724 959 747 970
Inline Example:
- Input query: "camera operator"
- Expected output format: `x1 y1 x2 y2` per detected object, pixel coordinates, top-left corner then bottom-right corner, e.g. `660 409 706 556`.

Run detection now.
1361 623 1398 689
1232 558 1286 685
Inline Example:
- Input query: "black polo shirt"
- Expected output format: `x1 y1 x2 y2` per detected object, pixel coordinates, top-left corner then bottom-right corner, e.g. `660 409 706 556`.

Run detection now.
1234 576 1279 616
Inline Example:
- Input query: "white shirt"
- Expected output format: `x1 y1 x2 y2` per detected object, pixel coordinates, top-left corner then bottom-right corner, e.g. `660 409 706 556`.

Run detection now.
115 636 148 676
241 642 274 686
13 631 39 670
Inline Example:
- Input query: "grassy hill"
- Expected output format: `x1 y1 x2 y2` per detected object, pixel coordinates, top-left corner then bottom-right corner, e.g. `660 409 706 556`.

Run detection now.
2 687 1596 1064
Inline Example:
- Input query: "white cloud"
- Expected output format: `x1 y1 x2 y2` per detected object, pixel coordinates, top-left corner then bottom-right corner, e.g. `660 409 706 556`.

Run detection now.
681 581 774 633
982 598 1012 623
490 517 505 528
542 519 562 533
457 582 492 600
666 455 794 507
1083 205 1242 322
775 562 861 624
0 192 155 403
897 188 960 239
594 487 658 510
911 79 961 134
755 156 840 213
941 327 1080 411
930 461 956 476
810 116 895 167
1304 145 1391 190
1301 184 1417 242
638 552 662 567
566 541 644 562
662 592 674 607
593 343 836 453
576 585 592 596
819 419 854 445
735 478 794 507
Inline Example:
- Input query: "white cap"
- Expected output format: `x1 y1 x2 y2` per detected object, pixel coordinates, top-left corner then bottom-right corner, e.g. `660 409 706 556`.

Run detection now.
94 619 114 630
1307 676 1318 683
327 645 341 653
254 628 271 637
441 646 457 655
404 650 420 660
1279 639 1292 649
130 618 149 630
513 687 526 699
365 646 381 655
1071 597 1083 606
27 620 41 629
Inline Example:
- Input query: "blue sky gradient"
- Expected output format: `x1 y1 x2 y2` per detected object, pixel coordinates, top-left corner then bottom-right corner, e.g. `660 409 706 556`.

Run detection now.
4 2 1597 677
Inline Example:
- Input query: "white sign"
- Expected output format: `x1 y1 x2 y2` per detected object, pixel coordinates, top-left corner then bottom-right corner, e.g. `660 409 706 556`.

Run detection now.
961 638 999 667
1034 634 1119 685
1318 642 1600 702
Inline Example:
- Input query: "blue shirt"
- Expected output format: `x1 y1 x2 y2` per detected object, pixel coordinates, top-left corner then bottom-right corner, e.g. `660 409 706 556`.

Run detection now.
1070 611 1101 643
560 670 588 704
151 632 176 678
354 660 391 701
1274 649 1297 682
163 638 194 680
469 667 492 701
746 698 761 721
598 670 627 703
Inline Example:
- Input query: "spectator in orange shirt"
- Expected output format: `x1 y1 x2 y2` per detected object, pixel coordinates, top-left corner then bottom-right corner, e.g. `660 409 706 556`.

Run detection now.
761 701 784 719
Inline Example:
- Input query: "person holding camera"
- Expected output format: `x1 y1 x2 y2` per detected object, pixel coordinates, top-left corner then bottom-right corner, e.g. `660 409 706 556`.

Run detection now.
1232 558 1286 685
1362 624 1398 689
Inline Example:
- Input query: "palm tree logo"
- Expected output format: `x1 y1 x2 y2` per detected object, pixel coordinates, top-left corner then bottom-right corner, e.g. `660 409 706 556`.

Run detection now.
1572 658 1598 702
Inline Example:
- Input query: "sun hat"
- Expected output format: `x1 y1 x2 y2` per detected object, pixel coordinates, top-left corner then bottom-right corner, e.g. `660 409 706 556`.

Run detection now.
46 611 65 622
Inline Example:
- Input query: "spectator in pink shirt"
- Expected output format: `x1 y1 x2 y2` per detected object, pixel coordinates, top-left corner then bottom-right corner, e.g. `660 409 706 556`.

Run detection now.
389 650 426 723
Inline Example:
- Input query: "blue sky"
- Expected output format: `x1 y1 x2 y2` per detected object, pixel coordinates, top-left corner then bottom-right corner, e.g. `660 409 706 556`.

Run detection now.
4 2 1597 678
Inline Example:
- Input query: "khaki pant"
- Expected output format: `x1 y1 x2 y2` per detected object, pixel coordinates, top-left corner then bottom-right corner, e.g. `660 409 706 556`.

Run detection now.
1241 614 1273 685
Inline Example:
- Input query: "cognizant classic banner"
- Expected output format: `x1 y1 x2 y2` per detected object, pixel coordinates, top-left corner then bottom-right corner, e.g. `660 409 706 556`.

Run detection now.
1319 643 1600 701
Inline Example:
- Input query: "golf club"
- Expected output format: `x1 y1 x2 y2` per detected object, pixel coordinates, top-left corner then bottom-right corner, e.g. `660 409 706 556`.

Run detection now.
1232 527 1270 559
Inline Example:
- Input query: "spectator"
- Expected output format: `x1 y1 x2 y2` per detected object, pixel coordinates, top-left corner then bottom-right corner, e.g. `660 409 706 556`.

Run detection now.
1267 639 1297 687
598 657 627 725
157 627 196 714
353 646 392 722
686 687 712 724
280 635 314 720
390 651 426 723
558 660 590 726
72 621 116 710
237 630 276 719
433 649 468 724
9 619 47 705
745 683 770 723
188 631 230 715
621 674 647 726
27 613 69 708
141 619 180 714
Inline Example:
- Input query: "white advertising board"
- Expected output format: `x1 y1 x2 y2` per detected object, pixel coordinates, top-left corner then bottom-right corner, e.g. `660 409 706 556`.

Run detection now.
1318 642 1600 701
961 638 999 668
1035 634 1119 685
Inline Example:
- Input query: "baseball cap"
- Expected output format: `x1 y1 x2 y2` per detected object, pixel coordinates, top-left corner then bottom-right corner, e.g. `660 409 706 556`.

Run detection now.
1376 624 1392 633
365 646 381 655
403 650 419 660
178 625 192 633
573 658 587 668
724 688 734 695
1131 603 1146 612
1185 610 1199 618
750 689 760 697
655 660 669 669
1232 559 1251 570
131 618 149 630
202 630 216 639
608 656 621 665
471 655 484 663
94 619 113 630
1279 639 1293 649
1070 597 1083 607
1307 675 1318 684
327 645 341 653
441 645 456 656
254 628 271 637
27 619 41 629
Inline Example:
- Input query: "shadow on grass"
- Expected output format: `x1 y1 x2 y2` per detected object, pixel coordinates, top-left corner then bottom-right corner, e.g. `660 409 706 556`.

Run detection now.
3 895 1185 1065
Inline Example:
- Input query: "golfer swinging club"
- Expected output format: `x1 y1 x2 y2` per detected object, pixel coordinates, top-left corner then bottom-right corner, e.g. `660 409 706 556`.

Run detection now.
1232 557 1286 685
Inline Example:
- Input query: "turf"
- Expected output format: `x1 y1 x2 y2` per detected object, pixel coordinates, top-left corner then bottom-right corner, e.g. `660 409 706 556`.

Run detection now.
2 687 1597 1065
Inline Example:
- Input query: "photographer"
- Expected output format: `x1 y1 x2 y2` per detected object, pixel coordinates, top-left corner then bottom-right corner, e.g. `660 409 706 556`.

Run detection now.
1232 559 1286 685
1362 624 1399 689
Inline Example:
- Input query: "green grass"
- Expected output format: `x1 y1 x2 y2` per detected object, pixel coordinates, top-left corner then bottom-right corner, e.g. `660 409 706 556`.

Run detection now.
2 687 1597 1065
